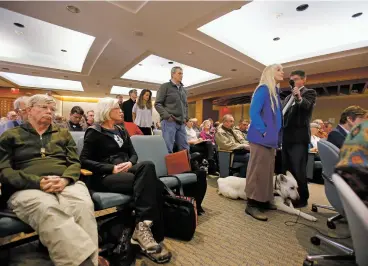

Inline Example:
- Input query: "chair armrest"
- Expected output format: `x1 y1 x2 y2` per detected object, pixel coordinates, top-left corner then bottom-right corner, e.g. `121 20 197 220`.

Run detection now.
218 149 233 153
81 169 93 176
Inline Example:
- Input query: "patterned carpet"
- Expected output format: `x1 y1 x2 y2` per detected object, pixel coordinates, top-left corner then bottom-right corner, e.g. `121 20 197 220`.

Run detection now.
7 178 356 266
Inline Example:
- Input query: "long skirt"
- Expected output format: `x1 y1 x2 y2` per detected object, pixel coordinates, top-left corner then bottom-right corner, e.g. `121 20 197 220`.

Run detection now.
245 143 275 203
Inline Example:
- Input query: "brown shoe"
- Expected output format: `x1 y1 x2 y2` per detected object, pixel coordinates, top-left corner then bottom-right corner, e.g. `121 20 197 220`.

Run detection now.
98 256 110 266
245 206 268 221
143 242 172 264
131 221 161 254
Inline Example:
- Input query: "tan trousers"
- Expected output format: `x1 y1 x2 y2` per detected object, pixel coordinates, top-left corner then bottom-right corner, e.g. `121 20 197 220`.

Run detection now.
8 181 98 266
245 143 275 203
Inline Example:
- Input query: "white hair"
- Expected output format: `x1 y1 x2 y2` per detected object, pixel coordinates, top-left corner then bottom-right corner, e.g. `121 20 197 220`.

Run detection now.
26 94 55 108
13 96 29 110
95 98 119 123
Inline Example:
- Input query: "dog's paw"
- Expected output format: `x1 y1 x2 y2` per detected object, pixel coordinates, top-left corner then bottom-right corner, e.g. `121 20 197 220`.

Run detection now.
311 217 317 222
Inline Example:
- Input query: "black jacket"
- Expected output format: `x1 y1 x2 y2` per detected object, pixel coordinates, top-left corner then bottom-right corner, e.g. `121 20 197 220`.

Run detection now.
282 87 317 144
327 125 347 149
80 124 138 178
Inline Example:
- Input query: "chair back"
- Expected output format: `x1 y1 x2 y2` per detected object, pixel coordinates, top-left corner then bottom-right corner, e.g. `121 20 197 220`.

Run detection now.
70 131 85 144
130 135 169 177
317 139 344 214
76 136 85 156
332 174 368 266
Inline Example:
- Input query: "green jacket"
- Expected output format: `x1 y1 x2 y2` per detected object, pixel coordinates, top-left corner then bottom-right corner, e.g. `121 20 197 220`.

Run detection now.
0 122 80 193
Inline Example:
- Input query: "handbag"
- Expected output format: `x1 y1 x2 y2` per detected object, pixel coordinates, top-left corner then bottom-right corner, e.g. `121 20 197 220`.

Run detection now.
162 176 197 241
165 149 191 175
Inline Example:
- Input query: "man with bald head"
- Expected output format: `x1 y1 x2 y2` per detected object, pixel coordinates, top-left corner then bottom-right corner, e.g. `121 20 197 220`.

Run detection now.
215 114 250 177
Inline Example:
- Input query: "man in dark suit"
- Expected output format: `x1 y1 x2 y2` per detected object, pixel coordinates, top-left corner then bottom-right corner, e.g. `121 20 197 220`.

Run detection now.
327 106 367 149
282 70 317 207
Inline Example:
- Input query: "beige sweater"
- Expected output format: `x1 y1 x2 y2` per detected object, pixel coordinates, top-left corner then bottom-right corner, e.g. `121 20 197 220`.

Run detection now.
215 124 248 151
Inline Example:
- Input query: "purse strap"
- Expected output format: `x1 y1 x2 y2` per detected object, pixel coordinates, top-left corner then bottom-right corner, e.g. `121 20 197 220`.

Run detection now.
161 175 184 197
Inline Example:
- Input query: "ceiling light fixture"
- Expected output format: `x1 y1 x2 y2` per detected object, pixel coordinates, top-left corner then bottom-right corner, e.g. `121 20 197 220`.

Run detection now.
66 5 80 14
168 61 174 64
63 75 68 78
187 51 194 55
14 22 24 28
15 30 23 35
133 30 144 37
2 68 10 71
273 37 280 41
231 69 237 72
61 49 67 52
32 71 40 75
296 4 309 12
352 12 363 18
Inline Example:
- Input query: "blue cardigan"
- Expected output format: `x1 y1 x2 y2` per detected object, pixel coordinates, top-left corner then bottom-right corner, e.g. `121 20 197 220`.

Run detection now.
247 85 282 148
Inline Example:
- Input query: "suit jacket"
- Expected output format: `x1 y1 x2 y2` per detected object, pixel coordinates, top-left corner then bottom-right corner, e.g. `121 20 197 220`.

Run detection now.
282 87 317 144
327 125 347 149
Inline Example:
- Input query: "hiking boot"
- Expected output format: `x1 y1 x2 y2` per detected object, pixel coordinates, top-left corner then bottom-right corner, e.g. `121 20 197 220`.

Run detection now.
131 221 161 254
245 206 268 221
143 242 172 264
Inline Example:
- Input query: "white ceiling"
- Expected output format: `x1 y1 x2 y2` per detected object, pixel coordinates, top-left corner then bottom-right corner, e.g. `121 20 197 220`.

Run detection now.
199 1 368 65
111 86 157 98
0 1 367 98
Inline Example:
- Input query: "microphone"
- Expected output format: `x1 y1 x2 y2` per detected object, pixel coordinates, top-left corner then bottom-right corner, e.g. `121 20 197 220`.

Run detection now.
289 79 295 89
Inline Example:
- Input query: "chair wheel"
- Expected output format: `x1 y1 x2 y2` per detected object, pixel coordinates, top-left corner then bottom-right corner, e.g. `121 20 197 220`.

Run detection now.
327 220 336 229
311 205 318 212
303 259 314 266
310 236 320 246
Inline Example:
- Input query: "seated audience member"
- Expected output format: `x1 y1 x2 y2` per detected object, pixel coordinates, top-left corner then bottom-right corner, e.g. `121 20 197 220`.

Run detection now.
186 119 217 174
335 120 368 207
324 121 333 135
54 114 68 128
313 119 328 138
80 98 171 263
118 112 143 136
235 119 249 139
68 106 86 131
132 89 153 135
199 120 215 145
86 110 95 127
213 121 220 130
7 110 17 121
0 94 105 266
0 117 8 124
0 96 29 136
327 106 367 149
156 121 161 130
191 118 200 133
215 114 250 177
310 122 321 152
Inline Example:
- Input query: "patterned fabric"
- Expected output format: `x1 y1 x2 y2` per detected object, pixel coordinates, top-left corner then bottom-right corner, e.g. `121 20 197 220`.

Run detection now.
336 120 368 206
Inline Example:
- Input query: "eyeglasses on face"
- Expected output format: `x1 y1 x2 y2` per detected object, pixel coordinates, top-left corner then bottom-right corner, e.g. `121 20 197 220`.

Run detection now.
35 104 57 112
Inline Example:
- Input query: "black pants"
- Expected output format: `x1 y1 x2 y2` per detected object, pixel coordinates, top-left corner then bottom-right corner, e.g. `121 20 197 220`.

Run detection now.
99 161 164 242
190 141 214 160
233 149 250 177
139 126 152 135
282 143 309 202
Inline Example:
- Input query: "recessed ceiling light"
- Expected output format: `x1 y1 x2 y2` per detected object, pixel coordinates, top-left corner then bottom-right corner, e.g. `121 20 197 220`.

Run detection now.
231 69 237 72
273 37 280 41
168 61 174 64
32 71 40 74
296 4 309 12
2 68 10 71
139 64 143 66
61 49 67 52
352 12 363 18
66 5 80 14
187 51 194 55
14 22 24 28
15 30 23 35
63 75 68 78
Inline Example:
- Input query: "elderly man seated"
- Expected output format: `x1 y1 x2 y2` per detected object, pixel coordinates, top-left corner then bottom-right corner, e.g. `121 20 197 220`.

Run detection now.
0 95 103 266
215 114 250 177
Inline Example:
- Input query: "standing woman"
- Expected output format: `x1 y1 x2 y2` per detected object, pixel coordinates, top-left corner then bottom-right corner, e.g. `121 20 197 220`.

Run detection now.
245 64 283 221
133 89 153 135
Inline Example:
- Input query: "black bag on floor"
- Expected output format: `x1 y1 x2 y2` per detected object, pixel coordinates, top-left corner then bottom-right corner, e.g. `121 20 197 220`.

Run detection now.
162 176 197 241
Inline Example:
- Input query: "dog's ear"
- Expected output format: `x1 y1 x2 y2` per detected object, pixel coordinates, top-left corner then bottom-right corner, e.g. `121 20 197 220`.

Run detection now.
286 171 293 178
279 174 287 183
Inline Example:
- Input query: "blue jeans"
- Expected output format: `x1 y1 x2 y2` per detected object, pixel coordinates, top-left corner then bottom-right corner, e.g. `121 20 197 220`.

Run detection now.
161 120 189 153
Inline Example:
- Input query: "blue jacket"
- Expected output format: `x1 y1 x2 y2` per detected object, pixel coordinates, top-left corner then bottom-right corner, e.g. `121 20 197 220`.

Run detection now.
247 85 282 148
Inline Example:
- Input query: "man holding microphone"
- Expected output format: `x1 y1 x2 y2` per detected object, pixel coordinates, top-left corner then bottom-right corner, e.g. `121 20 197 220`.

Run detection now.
282 70 317 208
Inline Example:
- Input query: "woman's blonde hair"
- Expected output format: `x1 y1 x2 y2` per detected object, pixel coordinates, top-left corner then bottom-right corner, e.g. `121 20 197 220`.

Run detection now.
95 98 120 123
254 64 282 113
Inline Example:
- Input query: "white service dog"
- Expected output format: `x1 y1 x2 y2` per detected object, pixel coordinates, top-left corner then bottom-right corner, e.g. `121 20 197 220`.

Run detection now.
217 172 317 222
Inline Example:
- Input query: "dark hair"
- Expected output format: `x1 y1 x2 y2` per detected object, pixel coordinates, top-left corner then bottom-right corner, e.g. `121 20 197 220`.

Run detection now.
290 70 306 78
129 89 137 95
214 121 220 128
137 89 152 109
70 106 84 116
339 105 367 124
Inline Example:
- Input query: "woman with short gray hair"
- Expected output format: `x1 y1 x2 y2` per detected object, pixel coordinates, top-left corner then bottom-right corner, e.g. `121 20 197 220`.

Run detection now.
80 98 171 264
